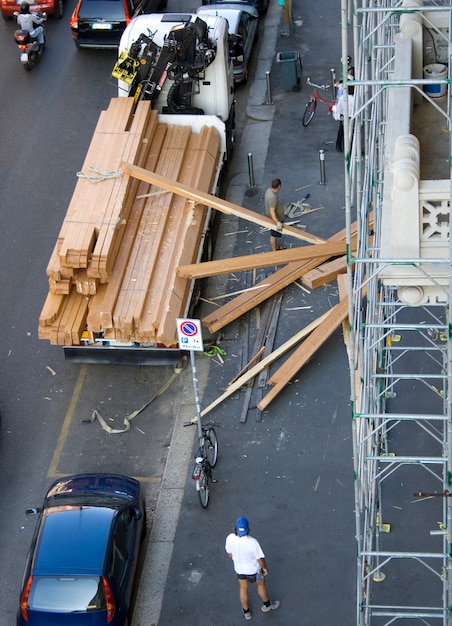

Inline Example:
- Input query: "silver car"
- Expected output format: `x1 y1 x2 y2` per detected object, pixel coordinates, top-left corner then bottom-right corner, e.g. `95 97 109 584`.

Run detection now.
196 3 259 83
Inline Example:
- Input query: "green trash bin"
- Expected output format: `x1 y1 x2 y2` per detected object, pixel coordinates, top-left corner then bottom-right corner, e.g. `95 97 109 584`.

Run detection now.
276 51 302 92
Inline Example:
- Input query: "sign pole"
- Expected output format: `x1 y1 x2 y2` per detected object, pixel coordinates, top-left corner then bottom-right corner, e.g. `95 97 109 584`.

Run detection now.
176 318 204 443
190 350 204 442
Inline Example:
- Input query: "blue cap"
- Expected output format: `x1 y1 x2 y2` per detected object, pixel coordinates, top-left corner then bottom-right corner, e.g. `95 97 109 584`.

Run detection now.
236 517 249 537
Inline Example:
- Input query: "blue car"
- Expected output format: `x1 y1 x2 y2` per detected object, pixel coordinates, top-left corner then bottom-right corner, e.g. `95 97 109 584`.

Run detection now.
17 474 146 625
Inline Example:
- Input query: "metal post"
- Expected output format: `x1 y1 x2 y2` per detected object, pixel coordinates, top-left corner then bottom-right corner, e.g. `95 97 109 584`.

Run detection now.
190 350 203 443
248 153 256 188
330 68 336 99
265 70 273 105
319 149 327 185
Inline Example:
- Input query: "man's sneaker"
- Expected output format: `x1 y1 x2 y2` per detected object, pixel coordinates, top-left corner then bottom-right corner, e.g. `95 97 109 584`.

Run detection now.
243 609 252 620
261 600 280 612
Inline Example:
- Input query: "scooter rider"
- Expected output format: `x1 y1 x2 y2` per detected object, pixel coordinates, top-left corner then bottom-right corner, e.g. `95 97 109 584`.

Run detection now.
17 2 45 45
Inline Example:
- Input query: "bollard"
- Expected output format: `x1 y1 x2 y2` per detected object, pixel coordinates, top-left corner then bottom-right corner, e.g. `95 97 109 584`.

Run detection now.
319 149 327 185
248 153 256 188
265 71 273 105
330 68 336 99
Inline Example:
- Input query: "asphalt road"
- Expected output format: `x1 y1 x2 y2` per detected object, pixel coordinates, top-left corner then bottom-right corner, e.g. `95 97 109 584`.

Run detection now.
0 1 356 624
0 1 209 623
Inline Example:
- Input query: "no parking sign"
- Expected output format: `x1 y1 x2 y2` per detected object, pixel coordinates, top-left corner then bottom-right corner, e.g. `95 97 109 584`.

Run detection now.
176 318 204 352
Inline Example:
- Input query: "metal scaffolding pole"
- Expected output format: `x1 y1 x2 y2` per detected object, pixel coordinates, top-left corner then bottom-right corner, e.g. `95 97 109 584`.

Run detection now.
344 0 452 623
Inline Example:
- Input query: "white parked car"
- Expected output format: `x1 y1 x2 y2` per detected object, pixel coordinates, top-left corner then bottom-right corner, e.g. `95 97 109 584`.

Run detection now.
196 3 259 84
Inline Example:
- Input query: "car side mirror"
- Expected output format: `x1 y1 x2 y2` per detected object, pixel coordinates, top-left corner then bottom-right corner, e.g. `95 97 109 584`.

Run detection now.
133 508 142 520
25 508 41 516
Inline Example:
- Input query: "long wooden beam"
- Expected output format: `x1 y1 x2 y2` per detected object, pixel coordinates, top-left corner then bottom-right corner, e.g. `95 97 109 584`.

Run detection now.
121 161 327 245
176 241 346 278
257 297 349 411
198 309 331 419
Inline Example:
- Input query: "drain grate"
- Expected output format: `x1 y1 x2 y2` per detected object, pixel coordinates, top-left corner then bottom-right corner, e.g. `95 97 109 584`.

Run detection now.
136 365 175 385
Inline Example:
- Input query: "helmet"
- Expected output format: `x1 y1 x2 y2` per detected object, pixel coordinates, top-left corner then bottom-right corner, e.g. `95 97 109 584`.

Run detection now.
236 517 249 537
20 2 30 12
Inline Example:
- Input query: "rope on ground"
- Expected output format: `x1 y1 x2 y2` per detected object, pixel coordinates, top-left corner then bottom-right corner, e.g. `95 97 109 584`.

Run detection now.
88 358 187 434
76 165 123 183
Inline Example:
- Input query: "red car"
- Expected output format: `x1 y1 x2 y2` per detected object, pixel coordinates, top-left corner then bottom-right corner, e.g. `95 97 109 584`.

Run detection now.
1 0 64 20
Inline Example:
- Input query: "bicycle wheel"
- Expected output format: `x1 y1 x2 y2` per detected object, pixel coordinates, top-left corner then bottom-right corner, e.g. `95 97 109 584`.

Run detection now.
302 98 317 127
198 466 210 508
204 427 218 468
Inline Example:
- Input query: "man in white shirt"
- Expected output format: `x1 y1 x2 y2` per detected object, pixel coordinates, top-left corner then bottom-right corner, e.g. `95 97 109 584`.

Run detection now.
225 517 280 620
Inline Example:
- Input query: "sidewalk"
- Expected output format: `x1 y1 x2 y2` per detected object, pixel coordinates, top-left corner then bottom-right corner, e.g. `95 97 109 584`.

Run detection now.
134 0 356 624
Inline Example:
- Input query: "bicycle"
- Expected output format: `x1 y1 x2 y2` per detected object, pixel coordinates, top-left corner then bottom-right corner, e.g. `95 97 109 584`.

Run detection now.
189 422 218 508
302 78 337 127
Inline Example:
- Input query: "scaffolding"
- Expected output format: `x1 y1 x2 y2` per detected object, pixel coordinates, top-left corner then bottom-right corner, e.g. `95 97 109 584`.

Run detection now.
342 0 452 623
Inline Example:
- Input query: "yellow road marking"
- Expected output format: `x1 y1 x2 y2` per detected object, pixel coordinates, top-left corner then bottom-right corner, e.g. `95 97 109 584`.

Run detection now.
47 363 162 483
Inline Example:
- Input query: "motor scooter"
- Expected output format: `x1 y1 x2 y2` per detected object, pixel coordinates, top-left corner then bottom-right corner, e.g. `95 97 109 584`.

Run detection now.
13 12 46 71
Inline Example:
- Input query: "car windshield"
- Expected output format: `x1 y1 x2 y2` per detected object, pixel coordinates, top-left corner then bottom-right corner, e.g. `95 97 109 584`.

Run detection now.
28 576 105 612
46 493 131 508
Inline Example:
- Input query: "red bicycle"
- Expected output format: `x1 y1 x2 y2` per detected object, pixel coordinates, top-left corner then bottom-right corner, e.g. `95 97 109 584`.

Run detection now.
302 77 337 127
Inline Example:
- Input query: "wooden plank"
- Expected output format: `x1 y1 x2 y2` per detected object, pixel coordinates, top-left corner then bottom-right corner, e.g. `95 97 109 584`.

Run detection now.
86 124 168 334
152 126 221 345
198 310 330 419
201 221 360 334
302 255 347 289
92 107 159 283
38 292 65 339
177 241 347 279
113 125 192 338
121 162 327 245
257 298 349 411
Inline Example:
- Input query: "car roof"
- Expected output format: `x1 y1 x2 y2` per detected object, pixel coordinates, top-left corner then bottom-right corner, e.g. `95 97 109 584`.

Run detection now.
78 0 127 20
33 506 115 576
196 4 258 31
46 473 140 502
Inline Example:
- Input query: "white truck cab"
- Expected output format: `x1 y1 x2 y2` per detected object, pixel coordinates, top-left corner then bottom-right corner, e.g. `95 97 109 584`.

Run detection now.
116 13 235 124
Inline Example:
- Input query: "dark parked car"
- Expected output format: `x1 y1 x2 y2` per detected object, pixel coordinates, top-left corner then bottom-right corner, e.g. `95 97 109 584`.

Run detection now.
202 0 268 14
70 0 167 48
17 473 146 626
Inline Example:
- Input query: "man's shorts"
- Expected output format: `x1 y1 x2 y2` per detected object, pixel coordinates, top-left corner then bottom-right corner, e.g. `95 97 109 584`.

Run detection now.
270 229 282 238
236 570 263 583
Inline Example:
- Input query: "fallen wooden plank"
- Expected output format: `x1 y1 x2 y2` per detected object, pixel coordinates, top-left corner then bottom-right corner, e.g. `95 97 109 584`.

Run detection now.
229 346 265 385
302 255 348 289
201 221 360 334
121 162 327 245
177 241 347 279
198 310 330 419
257 298 349 411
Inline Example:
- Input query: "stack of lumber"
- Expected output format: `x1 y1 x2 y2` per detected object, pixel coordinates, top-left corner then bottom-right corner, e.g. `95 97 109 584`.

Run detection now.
39 98 221 347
